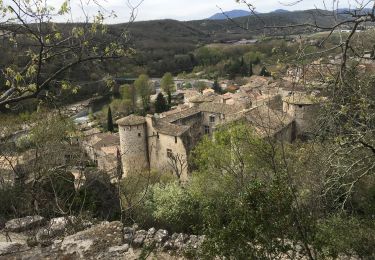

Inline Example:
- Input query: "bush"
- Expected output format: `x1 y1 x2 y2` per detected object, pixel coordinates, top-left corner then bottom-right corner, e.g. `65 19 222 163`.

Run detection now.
148 182 200 233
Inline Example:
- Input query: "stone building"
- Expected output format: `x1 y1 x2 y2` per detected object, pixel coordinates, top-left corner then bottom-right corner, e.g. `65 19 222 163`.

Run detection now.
282 93 323 138
116 98 305 180
80 132 120 178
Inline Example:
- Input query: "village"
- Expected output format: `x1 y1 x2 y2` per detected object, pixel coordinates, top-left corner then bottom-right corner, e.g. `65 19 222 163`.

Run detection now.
72 72 324 183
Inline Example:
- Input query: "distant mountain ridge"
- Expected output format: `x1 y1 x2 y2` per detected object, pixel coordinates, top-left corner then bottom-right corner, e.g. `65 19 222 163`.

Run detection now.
208 9 292 20
208 7 363 20
208 10 253 20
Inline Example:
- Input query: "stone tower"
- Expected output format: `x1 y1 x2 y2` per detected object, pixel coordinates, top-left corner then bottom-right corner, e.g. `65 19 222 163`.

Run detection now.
282 93 322 138
116 114 149 177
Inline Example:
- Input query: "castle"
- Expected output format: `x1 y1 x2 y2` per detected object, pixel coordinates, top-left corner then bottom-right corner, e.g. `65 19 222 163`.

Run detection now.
116 92 322 180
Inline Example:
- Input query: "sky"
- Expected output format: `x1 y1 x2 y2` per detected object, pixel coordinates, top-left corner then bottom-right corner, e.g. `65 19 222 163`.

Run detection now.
2 0 367 23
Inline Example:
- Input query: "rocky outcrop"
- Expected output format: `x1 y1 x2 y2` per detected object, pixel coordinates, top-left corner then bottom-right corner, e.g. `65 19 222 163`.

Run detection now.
0 216 205 259
59 221 123 258
36 216 77 245
0 242 28 256
4 216 45 233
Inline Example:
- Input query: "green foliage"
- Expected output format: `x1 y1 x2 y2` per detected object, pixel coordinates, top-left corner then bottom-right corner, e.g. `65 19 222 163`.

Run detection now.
314 215 375 259
160 72 176 104
194 81 207 93
107 106 114 132
249 62 253 77
154 93 168 113
259 66 271 77
147 182 200 232
134 74 151 112
212 79 221 94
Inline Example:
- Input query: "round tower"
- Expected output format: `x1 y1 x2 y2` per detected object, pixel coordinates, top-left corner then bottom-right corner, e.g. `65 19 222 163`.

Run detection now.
282 93 322 139
116 114 149 177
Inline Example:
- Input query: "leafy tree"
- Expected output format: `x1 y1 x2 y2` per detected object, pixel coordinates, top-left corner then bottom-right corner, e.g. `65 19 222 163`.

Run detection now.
107 106 114 132
154 93 168 113
135 74 151 112
259 66 271 77
120 84 137 113
0 0 134 108
161 72 176 105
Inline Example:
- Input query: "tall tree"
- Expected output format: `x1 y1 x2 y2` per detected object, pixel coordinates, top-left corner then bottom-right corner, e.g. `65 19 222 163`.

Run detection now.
107 106 114 132
240 57 247 76
212 79 221 94
154 92 168 113
134 74 151 112
120 84 137 113
259 66 271 77
161 72 176 105
249 62 253 77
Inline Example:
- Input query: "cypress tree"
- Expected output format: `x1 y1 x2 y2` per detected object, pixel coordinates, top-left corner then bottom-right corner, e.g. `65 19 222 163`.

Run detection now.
107 106 114 132
155 92 168 113
259 66 271 77
249 62 253 77
212 79 221 94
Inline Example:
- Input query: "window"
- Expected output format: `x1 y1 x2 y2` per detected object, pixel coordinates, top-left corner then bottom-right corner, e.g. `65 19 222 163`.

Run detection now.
167 149 173 158
204 126 210 135
209 115 215 123
157 132 159 139
175 136 178 143
138 133 141 137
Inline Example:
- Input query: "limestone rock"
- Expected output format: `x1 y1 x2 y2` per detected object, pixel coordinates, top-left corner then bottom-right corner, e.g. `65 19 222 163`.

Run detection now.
132 230 147 248
154 229 169 244
147 227 156 238
186 235 199 249
5 216 45 233
36 216 76 244
108 243 129 253
60 221 123 258
123 226 135 244
174 233 189 250
0 242 28 256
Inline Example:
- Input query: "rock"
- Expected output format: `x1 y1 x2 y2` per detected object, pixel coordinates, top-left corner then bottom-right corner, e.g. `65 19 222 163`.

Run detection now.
0 242 28 256
174 233 189 250
154 229 169 244
36 216 76 245
60 221 123 258
132 230 147 248
123 227 135 244
108 243 129 253
162 239 174 251
5 216 45 233
147 227 156 238
186 235 199 249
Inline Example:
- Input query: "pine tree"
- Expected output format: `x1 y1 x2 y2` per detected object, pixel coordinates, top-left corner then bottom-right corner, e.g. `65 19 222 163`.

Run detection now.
107 106 114 132
155 92 168 113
